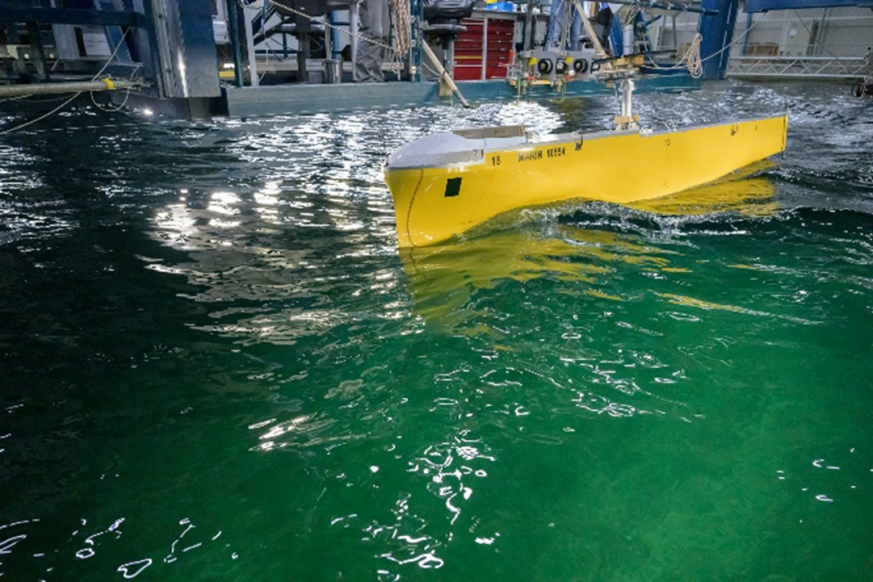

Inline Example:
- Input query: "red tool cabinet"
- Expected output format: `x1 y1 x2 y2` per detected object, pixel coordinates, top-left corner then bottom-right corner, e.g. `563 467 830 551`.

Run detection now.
453 13 517 81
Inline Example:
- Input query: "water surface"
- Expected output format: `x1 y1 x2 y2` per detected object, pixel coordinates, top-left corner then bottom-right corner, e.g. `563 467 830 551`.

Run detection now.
1 81 872 580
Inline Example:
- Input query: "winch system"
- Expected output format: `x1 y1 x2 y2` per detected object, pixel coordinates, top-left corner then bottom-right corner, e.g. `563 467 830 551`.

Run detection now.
512 48 597 87
507 45 647 132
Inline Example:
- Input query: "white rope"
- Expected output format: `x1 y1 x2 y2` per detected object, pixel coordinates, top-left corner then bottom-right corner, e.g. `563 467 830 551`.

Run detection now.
0 92 82 135
388 0 412 77
645 14 763 78
390 0 412 56
87 28 135 112
0 93 75 104
0 94 30 104
91 28 132 80
421 57 442 78
90 87 131 112
680 32 702 77
697 13 762 65
645 32 702 77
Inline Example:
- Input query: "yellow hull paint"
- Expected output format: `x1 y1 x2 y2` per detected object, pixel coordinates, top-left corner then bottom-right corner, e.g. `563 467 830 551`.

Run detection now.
384 116 787 247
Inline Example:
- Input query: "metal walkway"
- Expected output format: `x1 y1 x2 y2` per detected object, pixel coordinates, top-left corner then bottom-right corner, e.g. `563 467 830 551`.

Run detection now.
728 55 871 79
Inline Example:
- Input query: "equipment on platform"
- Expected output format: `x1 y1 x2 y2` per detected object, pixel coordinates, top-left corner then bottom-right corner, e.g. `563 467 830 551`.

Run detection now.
421 0 474 87
423 0 474 22
513 49 594 85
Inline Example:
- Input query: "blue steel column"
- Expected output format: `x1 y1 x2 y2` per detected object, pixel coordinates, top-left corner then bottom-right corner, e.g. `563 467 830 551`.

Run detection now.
609 16 624 56
172 0 221 97
698 0 739 80
226 0 245 87
147 0 220 98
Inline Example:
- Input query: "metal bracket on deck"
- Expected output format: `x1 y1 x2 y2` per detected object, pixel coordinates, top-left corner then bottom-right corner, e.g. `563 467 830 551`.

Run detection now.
614 78 640 131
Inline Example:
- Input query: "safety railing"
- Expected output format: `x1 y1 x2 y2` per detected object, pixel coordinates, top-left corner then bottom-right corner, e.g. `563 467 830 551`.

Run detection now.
727 54 871 79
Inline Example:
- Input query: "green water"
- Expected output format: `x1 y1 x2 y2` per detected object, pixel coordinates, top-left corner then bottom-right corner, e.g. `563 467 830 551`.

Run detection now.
1 81 872 580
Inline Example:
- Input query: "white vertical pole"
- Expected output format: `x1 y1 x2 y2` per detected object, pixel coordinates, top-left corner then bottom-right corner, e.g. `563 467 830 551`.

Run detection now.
244 7 260 86
351 2 359 81
481 16 488 80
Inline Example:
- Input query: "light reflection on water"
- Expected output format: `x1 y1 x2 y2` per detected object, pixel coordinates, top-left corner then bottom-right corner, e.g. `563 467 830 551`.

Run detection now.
1 82 873 580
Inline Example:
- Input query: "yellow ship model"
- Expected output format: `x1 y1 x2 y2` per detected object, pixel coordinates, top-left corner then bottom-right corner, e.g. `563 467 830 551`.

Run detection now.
383 72 788 248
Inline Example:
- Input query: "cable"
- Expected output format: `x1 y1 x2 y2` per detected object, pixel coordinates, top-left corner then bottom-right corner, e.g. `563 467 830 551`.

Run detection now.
421 58 443 79
90 87 131 112
3 93 80 104
697 14 762 65
0 94 31 104
0 29 132 134
645 14 763 78
262 35 293 61
390 0 412 56
87 28 135 112
0 92 82 135
791 9 853 71
90 28 132 81
646 32 702 77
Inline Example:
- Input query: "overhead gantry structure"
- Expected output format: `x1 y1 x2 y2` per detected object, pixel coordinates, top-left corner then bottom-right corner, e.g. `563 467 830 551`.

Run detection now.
3 0 867 119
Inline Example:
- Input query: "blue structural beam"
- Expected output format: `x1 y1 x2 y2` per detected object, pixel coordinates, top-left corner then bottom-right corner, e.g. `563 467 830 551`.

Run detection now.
0 7 146 27
698 0 739 80
609 16 625 56
745 0 873 11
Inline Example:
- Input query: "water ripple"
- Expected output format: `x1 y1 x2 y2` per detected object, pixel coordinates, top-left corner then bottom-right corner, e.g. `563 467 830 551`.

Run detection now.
3 81 873 581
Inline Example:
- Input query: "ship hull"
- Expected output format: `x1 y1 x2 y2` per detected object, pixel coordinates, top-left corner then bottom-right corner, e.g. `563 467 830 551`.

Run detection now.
384 115 788 247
